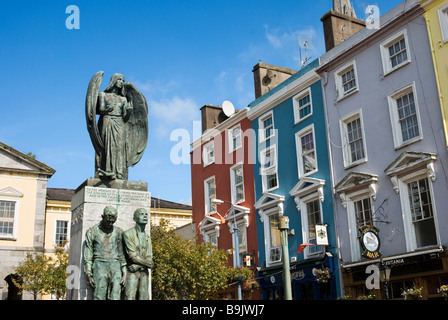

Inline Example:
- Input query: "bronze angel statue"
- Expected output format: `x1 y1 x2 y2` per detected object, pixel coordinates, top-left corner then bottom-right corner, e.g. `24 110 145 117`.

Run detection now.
85 71 148 180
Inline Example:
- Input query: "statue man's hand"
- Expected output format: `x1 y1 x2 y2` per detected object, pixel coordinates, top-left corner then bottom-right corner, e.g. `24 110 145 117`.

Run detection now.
128 264 139 272
86 274 96 289
121 267 127 286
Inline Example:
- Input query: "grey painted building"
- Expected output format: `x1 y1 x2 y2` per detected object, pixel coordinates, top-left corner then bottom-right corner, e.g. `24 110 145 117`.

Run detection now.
316 0 448 299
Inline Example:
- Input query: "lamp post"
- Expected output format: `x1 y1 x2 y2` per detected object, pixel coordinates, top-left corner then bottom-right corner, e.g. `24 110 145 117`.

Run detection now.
278 216 292 300
379 264 391 300
212 198 242 300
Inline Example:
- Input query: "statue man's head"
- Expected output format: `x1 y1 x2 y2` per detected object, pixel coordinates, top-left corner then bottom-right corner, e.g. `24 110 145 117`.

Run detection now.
133 208 148 225
101 206 118 229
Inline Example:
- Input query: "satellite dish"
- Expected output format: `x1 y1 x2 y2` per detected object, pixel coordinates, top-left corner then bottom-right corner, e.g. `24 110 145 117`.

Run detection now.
222 100 235 117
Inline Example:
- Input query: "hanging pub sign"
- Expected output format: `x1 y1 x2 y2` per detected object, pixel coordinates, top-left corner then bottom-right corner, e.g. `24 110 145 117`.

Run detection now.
359 225 381 259
316 224 329 246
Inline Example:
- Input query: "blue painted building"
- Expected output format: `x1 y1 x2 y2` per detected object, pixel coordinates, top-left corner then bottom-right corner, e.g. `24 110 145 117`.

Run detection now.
247 59 341 300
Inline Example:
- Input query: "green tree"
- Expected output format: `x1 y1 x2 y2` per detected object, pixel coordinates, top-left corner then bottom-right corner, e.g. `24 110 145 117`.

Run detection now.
13 243 69 300
151 219 230 300
46 243 69 299
13 252 52 300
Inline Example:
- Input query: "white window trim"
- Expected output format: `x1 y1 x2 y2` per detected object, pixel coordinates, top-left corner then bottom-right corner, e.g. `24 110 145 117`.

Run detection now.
438 4 448 43
293 87 313 124
203 140 215 167
204 227 220 248
387 82 423 149
230 162 245 204
259 145 279 193
345 190 376 262
204 176 216 214
295 124 318 178
339 109 368 169
258 110 275 143
334 60 359 101
299 192 324 259
0 187 23 241
54 219 70 246
396 169 440 252
263 207 282 266
228 124 242 153
230 221 248 266
0 197 20 241
380 29 411 76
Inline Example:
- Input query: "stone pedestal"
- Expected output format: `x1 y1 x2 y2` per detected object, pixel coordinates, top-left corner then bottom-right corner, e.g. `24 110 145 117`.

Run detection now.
67 178 151 300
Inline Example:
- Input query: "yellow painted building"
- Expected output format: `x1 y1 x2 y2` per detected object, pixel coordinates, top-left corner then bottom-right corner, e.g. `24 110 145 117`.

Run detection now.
0 142 55 300
44 189 73 252
149 197 193 229
420 0 448 147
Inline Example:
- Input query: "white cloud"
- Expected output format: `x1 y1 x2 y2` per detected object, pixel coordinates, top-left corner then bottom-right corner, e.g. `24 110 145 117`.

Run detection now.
262 25 325 67
150 96 198 125
149 96 200 140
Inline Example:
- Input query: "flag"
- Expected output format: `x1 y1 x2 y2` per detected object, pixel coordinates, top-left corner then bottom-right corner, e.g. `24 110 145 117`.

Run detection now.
297 243 315 254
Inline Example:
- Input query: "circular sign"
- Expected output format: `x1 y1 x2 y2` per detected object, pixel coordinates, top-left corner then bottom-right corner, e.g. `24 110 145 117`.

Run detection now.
362 231 379 252
359 225 381 259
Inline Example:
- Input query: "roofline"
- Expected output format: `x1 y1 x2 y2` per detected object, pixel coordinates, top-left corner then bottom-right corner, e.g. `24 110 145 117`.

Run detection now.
0 141 56 177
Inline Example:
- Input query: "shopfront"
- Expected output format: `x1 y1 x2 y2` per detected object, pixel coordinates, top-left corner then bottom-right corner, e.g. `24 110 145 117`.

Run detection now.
257 254 338 300
342 248 448 300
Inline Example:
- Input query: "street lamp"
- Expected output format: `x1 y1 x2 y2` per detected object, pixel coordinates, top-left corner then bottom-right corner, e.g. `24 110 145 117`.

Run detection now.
379 264 391 300
278 216 292 300
212 198 242 300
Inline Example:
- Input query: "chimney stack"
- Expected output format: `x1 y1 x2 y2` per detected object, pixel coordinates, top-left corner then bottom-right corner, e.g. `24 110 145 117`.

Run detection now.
321 0 366 51
200 105 227 133
252 62 297 99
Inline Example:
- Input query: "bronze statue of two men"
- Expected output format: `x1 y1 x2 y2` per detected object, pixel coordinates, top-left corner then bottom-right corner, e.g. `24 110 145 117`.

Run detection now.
84 206 153 300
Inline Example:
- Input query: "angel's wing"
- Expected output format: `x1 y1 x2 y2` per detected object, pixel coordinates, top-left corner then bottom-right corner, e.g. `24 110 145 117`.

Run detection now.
124 82 148 167
85 71 104 155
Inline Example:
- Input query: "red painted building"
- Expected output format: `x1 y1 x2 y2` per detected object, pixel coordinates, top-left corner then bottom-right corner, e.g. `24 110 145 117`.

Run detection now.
190 105 258 299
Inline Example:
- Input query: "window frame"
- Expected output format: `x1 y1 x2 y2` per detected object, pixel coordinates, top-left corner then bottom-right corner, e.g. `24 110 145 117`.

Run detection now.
340 110 368 168
295 124 318 178
228 124 242 152
230 162 245 204
334 60 359 101
293 87 313 124
380 29 411 76
439 3 448 43
260 145 279 193
0 198 20 240
397 170 439 251
266 211 282 265
203 140 215 167
387 82 423 149
299 193 324 259
258 111 275 143
204 228 219 248
54 219 70 246
204 176 216 214
346 191 376 262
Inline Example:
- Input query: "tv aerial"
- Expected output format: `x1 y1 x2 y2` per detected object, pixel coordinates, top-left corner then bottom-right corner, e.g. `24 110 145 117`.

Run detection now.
299 39 311 68
222 100 235 117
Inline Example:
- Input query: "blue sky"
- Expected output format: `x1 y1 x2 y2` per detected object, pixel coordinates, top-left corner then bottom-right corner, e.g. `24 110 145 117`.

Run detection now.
0 0 402 204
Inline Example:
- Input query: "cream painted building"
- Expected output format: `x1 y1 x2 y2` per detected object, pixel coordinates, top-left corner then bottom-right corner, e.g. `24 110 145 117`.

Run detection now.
0 142 55 300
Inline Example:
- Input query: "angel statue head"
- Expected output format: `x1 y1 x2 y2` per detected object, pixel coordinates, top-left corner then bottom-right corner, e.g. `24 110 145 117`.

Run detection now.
104 73 126 96
85 71 148 181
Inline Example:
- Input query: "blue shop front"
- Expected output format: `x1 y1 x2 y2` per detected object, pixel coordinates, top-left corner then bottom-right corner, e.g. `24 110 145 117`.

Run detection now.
257 254 338 300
